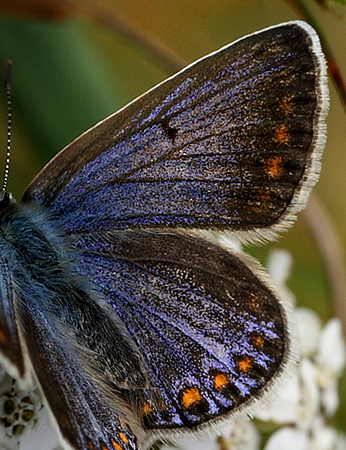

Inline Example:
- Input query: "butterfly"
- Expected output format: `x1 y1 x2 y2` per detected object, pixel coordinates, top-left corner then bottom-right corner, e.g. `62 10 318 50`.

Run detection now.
0 20 328 450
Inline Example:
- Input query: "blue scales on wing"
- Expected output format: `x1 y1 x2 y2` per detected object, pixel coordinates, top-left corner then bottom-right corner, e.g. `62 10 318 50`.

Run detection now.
74 229 290 432
23 23 325 238
0 203 142 450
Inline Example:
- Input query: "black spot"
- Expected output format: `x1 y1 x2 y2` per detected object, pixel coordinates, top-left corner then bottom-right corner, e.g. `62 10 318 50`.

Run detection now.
161 118 178 141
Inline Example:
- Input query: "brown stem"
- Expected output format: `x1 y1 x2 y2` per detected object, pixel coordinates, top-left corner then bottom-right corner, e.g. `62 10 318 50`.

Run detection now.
303 193 346 335
64 0 186 73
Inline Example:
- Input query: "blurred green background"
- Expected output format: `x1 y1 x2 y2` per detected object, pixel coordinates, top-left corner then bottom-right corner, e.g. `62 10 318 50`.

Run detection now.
0 0 345 435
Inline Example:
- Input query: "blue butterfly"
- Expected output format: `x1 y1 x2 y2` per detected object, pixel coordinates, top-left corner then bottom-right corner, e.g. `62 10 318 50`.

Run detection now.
0 21 328 450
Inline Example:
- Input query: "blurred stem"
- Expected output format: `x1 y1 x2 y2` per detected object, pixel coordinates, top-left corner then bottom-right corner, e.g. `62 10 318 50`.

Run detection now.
75 0 346 111
304 194 346 335
64 0 186 73
285 0 346 113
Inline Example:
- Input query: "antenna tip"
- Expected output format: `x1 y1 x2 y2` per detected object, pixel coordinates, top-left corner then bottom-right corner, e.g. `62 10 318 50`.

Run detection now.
4 60 12 87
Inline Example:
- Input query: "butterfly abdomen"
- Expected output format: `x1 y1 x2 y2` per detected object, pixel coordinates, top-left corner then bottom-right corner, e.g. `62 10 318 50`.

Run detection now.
0 200 144 449
0 200 146 380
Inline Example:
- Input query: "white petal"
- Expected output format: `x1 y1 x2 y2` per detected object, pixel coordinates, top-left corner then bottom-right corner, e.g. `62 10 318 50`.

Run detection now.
20 407 60 450
169 435 219 450
264 427 309 450
298 358 320 427
311 419 346 450
256 371 300 423
0 425 19 450
168 421 259 450
296 308 322 357
266 249 296 304
317 318 346 376
321 378 339 417
267 249 293 285
221 421 260 450
334 432 346 450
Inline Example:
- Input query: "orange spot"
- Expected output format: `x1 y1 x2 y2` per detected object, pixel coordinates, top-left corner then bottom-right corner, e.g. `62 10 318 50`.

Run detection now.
158 400 168 411
274 124 290 145
142 401 153 416
252 189 270 208
213 373 229 391
101 444 110 450
248 190 271 214
86 439 95 449
266 155 283 179
246 292 261 312
119 432 129 445
252 335 265 349
0 329 7 343
181 387 202 409
111 440 122 450
238 356 254 373
119 418 126 429
249 299 259 311
60 414 71 428
279 96 293 116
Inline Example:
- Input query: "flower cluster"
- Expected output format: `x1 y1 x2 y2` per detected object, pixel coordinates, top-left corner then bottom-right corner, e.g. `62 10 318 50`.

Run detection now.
257 309 346 450
0 368 61 450
258 249 346 450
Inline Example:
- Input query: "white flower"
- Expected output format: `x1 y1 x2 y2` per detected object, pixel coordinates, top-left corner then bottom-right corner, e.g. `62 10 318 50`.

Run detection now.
259 248 346 450
310 416 346 450
164 434 219 450
161 420 259 450
265 417 346 450
266 248 296 304
265 427 309 450
19 406 61 450
0 373 61 450
259 309 346 450
217 420 259 450
316 318 346 416
256 370 301 424
298 357 320 428
260 248 346 428
296 308 322 357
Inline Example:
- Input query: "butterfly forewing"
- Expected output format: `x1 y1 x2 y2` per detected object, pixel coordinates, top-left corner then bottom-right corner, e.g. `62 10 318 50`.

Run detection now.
23 22 327 240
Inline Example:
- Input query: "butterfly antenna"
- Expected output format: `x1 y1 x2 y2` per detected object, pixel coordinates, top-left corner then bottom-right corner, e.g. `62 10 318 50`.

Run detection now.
3 60 12 193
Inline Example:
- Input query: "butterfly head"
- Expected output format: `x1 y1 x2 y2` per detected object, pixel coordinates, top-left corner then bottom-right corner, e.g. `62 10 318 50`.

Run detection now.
0 191 14 214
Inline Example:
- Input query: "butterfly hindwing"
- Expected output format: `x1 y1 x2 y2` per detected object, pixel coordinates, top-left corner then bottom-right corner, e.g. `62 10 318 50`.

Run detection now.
74 229 294 434
17 294 140 450
23 22 327 241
